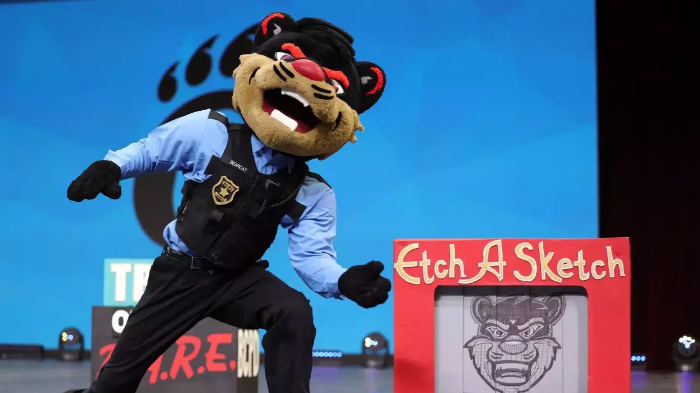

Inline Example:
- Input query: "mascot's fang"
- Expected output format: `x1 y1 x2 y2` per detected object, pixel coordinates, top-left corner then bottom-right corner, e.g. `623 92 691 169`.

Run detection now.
281 88 310 107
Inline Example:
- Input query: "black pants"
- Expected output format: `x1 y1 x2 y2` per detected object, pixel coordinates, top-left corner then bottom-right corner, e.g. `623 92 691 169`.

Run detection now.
89 252 316 393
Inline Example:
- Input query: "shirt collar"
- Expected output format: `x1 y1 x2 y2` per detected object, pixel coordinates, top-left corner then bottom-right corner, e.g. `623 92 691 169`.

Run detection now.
250 134 296 172
250 133 268 153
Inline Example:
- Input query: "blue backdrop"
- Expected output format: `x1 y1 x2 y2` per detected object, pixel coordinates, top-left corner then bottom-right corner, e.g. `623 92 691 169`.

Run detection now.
0 0 596 352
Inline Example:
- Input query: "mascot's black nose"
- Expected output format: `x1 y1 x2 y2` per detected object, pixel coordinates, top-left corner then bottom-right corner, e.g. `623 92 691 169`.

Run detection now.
291 59 326 81
499 338 527 354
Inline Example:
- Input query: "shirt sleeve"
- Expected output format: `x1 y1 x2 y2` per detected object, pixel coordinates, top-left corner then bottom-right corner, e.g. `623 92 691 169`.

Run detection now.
104 110 209 180
287 186 347 299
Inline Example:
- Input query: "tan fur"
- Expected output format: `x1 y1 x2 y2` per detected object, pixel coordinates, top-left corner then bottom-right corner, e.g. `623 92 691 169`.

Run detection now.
232 54 362 158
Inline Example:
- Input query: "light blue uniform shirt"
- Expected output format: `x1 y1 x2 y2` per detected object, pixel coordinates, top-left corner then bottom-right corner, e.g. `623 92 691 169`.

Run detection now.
104 109 346 299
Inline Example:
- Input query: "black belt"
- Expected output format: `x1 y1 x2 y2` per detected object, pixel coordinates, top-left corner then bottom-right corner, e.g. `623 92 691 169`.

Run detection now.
162 247 220 270
162 247 270 270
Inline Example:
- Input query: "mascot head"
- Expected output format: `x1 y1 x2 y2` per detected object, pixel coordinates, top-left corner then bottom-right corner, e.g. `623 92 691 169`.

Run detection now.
464 295 565 393
231 12 386 160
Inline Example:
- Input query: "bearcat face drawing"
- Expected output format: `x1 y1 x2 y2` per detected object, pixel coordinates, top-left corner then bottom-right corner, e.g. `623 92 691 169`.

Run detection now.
464 295 565 393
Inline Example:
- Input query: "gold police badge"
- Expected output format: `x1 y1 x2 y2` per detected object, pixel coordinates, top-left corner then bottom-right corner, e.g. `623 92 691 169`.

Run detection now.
212 176 240 205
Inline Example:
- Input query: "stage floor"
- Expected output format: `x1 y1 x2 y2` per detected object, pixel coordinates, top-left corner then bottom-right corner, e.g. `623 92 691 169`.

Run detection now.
1 360 699 393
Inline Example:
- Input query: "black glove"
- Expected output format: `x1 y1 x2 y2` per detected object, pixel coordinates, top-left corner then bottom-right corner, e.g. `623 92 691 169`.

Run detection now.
67 160 122 202
339 261 392 308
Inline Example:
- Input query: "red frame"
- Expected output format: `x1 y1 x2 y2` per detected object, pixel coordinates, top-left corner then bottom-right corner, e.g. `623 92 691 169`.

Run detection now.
393 238 630 393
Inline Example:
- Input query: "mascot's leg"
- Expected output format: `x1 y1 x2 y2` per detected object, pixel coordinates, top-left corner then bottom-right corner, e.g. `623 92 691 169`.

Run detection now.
64 252 228 393
209 264 316 393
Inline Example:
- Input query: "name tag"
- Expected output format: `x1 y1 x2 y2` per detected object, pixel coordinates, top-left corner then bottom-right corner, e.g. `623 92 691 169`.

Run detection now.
229 160 248 173
222 155 253 178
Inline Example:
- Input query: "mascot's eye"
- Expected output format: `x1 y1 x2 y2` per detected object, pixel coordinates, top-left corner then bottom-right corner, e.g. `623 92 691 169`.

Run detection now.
274 52 293 61
485 326 508 339
519 324 544 339
331 79 345 96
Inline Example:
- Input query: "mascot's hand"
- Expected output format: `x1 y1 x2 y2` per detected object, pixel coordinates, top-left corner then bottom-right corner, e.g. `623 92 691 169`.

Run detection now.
339 261 392 308
67 160 122 202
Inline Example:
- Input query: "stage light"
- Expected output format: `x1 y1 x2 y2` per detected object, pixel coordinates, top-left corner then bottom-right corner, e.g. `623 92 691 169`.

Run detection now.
631 355 647 362
361 332 389 369
673 335 699 372
58 327 84 362
312 350 343 358
311 350 343 366
631 354 647 371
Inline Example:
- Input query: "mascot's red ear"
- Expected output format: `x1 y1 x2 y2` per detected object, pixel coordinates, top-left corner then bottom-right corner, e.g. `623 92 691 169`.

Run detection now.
254 12 297 49
356 61 386 114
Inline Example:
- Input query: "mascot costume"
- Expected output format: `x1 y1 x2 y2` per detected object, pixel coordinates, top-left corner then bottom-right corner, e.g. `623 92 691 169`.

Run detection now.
64 12 390 393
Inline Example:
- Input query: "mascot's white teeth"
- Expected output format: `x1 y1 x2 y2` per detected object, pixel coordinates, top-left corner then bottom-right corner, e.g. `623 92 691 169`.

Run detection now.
270 109 299 131
280 88 309 107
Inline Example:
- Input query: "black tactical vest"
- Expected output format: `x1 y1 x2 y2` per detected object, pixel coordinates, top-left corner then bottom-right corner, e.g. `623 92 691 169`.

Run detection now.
174 111 310 267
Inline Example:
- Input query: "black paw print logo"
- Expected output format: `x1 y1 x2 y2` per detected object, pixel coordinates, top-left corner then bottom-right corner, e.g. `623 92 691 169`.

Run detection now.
134 23 257 247
156 24 258 123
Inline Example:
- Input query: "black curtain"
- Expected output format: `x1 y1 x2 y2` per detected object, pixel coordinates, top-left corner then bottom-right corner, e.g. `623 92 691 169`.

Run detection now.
597 0 700 370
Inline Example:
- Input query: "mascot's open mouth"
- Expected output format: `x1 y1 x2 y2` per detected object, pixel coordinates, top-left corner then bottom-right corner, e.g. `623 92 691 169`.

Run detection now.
263 88 320 133
492 361 532 385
